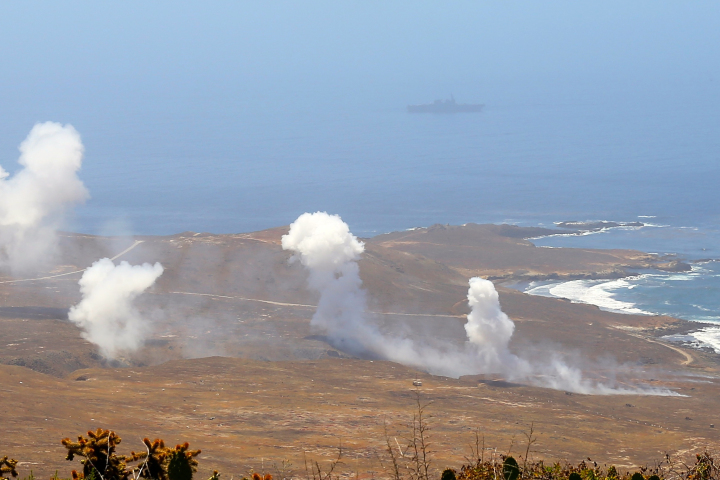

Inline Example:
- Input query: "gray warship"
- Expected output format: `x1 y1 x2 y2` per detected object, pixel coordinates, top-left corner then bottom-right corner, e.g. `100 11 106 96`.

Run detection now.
407 95 484 113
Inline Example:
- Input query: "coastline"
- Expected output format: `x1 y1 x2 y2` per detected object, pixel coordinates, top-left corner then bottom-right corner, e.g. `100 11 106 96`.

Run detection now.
506 221 720 354
373 220 719 356
3 222 720 468
1 221 715 364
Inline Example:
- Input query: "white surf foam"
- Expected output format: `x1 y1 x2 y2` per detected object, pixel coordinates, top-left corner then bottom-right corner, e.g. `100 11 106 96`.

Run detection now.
688 327 720 354
691 304 713 313
529 223 650 241
662 273 695 281
527 229 608 240
550 279 654 315
528 278 655 315
525 283 556 297
529 219 673 243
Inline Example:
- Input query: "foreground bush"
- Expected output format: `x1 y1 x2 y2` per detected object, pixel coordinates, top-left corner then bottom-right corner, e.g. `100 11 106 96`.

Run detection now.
61 429 202 480
1 456 18 480
2 427 720 480
447 452 718 480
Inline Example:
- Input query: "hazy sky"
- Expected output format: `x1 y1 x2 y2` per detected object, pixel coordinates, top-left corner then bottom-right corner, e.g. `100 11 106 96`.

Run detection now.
2 1 719 122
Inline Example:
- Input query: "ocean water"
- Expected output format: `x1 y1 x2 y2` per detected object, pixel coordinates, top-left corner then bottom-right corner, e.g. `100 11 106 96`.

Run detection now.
520 222 720 352
1 96 719 349
2 94 709 238
524 223 720 319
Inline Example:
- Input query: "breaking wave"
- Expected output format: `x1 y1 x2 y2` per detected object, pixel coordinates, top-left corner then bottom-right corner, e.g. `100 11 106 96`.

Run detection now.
526 278 655 315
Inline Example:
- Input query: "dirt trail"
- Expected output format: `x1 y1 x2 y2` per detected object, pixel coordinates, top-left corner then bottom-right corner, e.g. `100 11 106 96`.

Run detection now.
0 240 144 284
619 329 696 366
167 290 463 318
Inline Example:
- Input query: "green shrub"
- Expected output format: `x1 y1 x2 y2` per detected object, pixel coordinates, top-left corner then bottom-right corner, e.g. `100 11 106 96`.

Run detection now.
441 469 457 480
61 429 200 480
61 429 129 480
502 457 519 480
167 444 199 480
0 457 18 480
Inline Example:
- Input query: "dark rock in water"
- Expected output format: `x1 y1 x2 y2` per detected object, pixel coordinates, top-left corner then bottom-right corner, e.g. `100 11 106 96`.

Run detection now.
493 224 559 238
556 220 644 230
656 260 692 272
693 258 719 264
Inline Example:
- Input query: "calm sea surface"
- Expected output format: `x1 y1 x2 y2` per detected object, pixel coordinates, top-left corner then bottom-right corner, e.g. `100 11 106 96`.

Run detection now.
52 98 720 237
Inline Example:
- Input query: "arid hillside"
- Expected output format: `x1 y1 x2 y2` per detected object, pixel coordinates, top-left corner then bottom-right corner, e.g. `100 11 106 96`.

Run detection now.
1 224 718 477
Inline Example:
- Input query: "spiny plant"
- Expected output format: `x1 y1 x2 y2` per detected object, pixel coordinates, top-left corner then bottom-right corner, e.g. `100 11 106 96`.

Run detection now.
127 438 201 480
457 457 666 480
62 429 201 480
240 474 271 480
502 457 519 480
62 429 131 480
0 457 18 480
441 469 456 480
607 465 619 480
127 438 170 480
250 473 272 480
165 443 201 480
688 452 716 480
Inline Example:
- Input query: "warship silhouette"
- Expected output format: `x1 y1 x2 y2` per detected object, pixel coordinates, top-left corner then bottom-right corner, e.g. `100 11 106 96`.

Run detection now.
407 95 484 113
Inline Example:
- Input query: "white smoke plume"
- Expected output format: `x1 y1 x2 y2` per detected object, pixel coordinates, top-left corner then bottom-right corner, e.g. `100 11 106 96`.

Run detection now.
464 277 528 372
282 212 678 396
68 258 164 359
0 122 89 273
281 212 377 354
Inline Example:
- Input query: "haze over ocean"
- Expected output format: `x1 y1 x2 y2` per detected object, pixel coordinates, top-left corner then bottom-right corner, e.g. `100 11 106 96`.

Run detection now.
1 3 719 342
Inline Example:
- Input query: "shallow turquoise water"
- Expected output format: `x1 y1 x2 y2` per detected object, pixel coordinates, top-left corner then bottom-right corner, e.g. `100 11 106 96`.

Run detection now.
522 223 720 350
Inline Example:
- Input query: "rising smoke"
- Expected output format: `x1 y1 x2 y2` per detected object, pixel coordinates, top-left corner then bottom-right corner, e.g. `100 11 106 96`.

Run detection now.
281 211 378 354
0 122 89 273
68 258 164 360
464 277 530 374
282 211 677 395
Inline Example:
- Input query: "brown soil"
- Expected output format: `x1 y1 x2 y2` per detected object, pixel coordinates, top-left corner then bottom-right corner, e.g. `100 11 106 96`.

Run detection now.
1 224 717 478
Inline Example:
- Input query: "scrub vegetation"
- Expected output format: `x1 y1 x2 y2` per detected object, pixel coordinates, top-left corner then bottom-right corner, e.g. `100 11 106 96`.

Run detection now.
2 407 717 480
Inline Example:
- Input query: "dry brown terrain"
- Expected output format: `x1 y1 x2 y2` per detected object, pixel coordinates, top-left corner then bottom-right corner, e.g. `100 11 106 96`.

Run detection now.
1 224 719 478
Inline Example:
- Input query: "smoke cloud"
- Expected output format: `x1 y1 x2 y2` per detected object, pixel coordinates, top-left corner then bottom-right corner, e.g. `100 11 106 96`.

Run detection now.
68 258 164 359
464 277 529 373
283 211 677 396
281 212 375 354
0 122 89 273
